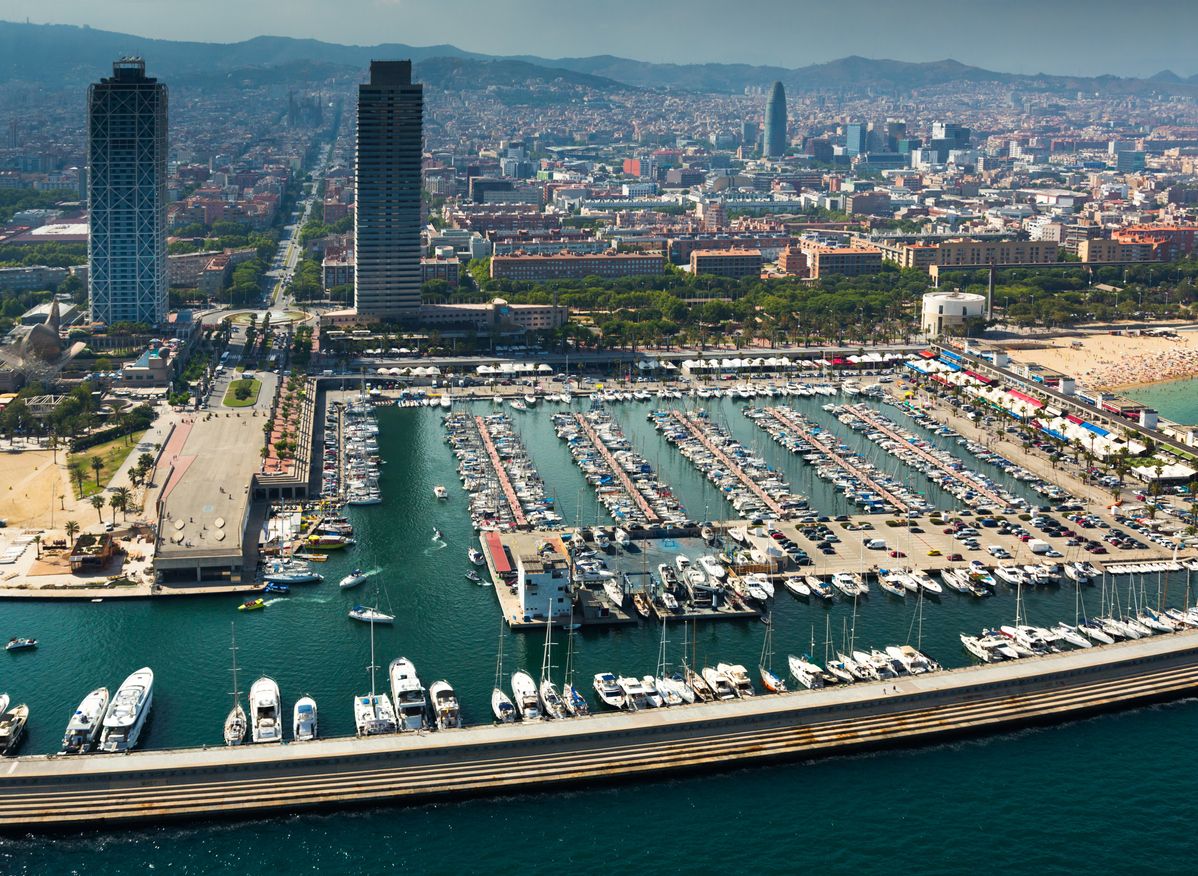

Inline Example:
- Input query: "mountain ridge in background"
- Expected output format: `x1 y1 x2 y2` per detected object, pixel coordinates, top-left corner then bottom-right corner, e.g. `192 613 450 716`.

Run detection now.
1 20 1194 96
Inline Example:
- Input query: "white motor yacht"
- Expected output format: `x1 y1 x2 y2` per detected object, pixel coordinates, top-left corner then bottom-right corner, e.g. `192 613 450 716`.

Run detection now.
698 555 727 581
249 677 283 744
787 655 825 689
702 667 738 700
293 696 318 741
61 687 109 754
389 658 429 731
433 485 448 500
510 671 541 720
716 662 755 697
616 675 651 710
99 667 154 753
592 672 626 710
428 680 463 730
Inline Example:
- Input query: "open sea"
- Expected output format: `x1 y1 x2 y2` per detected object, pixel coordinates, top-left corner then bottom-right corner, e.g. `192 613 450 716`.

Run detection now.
1131 376 1198 426
3 394 1197 873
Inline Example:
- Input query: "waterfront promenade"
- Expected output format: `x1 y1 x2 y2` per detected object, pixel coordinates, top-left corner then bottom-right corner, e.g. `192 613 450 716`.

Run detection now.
3 629 1197 830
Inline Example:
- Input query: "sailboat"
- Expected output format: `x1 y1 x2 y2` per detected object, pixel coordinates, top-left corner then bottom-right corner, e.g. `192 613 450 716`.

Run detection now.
758 612 786 693
491 619 517 723
353 606 397 736
681 620 715 702
654 618 686 706
223 623 247 746
562 616 589 717
538 605 568 720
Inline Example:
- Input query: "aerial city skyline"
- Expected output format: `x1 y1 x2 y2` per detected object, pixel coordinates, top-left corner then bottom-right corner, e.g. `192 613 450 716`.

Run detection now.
3 10 1198 869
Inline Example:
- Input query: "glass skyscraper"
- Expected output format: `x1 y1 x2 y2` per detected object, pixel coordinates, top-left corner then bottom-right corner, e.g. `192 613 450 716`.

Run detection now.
354 60 424 319
87 58 167 327
763 81 787 158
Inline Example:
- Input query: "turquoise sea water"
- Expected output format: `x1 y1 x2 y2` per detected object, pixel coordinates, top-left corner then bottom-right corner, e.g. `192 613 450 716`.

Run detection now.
3 396 1197 872
1131 377 1198 426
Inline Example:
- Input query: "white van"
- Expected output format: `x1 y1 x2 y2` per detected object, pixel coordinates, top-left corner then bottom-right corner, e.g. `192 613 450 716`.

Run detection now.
864 538 887 550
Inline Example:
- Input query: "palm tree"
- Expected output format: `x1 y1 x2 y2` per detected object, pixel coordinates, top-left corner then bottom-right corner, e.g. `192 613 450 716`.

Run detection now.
69 462 86 498
90 455 104 487
108 494 122 525
64 520 80 544
112 486 131 520
89 494 104 523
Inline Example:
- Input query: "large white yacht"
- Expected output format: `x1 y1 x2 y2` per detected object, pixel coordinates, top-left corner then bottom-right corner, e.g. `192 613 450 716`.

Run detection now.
99 667 154 753
389 658 428 731
249 677 283 744
61 687 109 754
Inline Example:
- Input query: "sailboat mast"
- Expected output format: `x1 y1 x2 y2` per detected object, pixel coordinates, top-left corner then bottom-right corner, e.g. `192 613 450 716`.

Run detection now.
229 622 240 705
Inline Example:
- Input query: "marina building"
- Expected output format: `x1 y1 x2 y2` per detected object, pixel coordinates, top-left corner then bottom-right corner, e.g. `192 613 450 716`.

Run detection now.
515 550 572 624
354 61 424 319
87 57 168 327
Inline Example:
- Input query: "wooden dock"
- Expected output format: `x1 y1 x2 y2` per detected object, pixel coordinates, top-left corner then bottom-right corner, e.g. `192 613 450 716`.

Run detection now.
572 413 660 524
473 415 528 528
669 410 786 518
763 406 913 513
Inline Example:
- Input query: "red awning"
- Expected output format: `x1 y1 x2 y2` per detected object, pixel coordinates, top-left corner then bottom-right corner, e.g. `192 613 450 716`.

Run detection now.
484 532 511 574
1008 389 1044 409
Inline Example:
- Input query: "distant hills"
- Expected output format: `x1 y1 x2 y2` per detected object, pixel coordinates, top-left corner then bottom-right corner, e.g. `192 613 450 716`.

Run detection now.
1 20 1195 96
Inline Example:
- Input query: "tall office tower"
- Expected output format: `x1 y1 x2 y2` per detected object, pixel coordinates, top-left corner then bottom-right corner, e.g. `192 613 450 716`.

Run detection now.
354 60 424 319
87 57 168 326
763 81 787 158
845 122 866 156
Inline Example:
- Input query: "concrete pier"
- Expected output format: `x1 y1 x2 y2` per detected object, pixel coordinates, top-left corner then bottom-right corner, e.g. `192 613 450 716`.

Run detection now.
3 630 1197 831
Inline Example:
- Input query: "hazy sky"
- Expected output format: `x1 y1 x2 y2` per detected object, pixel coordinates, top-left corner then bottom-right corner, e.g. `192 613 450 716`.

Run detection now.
8 0 1198 78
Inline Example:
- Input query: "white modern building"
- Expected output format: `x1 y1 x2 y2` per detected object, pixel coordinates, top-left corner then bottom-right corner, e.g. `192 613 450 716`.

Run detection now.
921 290 987 336
515 551 572 624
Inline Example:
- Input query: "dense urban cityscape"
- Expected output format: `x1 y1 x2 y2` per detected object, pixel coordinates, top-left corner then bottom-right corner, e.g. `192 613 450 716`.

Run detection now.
3 8 1198 869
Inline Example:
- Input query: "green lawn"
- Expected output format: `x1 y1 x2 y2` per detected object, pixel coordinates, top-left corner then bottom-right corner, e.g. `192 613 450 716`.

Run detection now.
223 377 263 408
68 430 148 498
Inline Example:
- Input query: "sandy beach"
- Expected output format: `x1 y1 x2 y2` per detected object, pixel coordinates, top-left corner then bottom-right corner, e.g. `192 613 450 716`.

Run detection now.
0 450 86 531
1005 329 1198 392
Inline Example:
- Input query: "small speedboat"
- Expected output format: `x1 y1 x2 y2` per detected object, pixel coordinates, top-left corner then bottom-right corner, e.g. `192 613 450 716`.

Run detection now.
349 605 395 624
5 637 36 652
339 569 371 589
468 548 486 566
293 696 318 741
465 570 482 583
263 582 290 595
433 485 448 500
238 599 265 612
432 528 444 542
